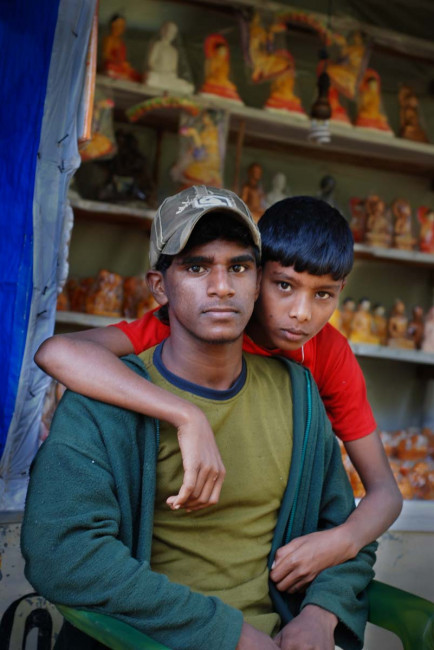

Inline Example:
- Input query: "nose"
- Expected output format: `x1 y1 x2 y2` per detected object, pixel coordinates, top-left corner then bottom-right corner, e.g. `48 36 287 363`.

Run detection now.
207 267 235 298
289 294 311 322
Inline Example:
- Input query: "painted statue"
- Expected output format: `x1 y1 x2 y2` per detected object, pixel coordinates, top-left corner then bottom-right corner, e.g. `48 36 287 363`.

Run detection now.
241 163 266 223
355 69 393 134
392 198 415 251
145 22 194 94
102 14 141 82
199 34 243 104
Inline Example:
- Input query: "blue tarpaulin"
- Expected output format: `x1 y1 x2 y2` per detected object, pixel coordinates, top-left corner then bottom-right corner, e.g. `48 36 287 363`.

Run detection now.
0 0 60 456
0 0 97 508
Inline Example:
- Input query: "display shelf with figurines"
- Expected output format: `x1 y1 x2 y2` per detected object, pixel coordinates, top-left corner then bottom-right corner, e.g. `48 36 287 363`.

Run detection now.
96 73 434 178
60 0 434 464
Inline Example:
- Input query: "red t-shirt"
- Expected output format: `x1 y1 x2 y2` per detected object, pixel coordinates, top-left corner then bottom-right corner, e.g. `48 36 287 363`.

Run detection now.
113 310 376 443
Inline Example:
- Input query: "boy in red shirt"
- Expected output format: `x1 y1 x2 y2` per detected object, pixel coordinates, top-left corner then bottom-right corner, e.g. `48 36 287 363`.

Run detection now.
35 192 401 592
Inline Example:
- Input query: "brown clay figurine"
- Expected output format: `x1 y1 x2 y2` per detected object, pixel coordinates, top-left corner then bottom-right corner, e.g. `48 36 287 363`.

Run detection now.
241 163 266 223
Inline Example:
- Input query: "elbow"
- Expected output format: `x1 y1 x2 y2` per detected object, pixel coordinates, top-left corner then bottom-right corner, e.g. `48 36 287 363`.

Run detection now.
34 335 65 375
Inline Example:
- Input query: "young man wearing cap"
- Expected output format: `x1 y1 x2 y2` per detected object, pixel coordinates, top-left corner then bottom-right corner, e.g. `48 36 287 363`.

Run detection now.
23 187 376 650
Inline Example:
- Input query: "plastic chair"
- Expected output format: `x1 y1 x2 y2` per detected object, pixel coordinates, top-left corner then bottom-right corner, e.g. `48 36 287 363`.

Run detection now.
57 579 434 650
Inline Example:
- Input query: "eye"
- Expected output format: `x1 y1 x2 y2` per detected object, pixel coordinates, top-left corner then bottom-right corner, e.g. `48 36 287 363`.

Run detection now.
277 281 292 292
231 264 248 273
316 291 332 300
188 265 206 273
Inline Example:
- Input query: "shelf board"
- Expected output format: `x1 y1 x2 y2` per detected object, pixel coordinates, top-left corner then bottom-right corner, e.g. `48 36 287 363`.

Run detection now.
349 341 434 365
354 244 434 267
69 196 155 227
55 311 133 328
96 75 434 177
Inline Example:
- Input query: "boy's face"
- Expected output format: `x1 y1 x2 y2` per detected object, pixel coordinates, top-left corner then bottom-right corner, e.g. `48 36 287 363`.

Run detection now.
248 261 344 351
148 239 260 346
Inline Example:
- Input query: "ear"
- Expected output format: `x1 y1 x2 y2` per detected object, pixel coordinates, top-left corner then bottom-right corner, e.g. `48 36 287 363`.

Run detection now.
340 279 347 293
254 266 262 302
146 270 169 306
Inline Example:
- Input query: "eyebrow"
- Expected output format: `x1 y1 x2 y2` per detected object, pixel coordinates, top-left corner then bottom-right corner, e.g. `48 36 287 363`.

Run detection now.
271 271 342 290
178 253 256 265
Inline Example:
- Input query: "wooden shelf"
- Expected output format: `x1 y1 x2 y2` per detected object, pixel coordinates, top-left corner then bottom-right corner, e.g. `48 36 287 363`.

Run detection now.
69 196 155 228
354 244 434 267
97 75 434 177
349 341 434 366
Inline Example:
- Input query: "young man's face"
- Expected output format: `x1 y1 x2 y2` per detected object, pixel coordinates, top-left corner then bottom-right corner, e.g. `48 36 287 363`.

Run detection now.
248 261 344 351
149 239 260 346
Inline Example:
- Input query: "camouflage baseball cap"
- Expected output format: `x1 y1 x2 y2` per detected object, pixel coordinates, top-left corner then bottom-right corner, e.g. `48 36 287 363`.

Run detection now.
149 185 261 269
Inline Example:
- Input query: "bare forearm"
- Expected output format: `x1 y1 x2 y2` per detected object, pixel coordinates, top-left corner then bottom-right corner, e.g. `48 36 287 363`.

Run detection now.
335 481 403 559
35 333 195 427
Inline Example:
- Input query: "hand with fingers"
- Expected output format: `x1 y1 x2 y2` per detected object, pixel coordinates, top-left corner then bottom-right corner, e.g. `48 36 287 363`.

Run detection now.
270 528 349 593
165 404 226 512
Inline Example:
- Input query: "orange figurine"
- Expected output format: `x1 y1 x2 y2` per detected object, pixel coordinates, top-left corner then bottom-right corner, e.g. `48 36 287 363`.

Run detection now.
102 14 141 82
392 198 416 251
349 298 380 345
199 34 243 104
240 163 266 223
399 85 429 143
387 299 414 349
418 206 434 254
355 69 393 135
364 194 392 248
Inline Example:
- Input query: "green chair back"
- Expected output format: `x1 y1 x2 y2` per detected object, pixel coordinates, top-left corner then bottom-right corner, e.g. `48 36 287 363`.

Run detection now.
57 579 434 650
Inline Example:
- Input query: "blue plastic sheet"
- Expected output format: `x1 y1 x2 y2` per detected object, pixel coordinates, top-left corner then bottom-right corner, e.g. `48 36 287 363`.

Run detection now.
0 0 60 456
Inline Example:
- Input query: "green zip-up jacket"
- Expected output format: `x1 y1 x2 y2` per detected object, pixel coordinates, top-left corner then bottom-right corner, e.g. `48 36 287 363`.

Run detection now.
22 354 376 650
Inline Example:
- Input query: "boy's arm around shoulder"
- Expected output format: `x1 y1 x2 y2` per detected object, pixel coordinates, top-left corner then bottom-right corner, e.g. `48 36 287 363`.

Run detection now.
276 361 376 650
301 375 377 650
21 360 242 650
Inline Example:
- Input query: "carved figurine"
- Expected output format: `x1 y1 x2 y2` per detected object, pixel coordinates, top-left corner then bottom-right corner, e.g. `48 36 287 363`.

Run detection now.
392 198 416 251
325 31 366 100
355 69 393 134
418 207 434 254
248 13 305 117
339 297 356 338
241 163 266 223
364 194 392 248
145 22 194 94
265 172 289 207
349 298 380 345
123 275 152 319
85 270 124 318
349 197 366 243
407 306 425 350
174 110 224 188
387 299 414 349
372 303 388 345
248 13 291 83
421 306 434 353
264 56 306 116
319 175 338 208
399 85 429 143
199 34 243 104
102 14 141 82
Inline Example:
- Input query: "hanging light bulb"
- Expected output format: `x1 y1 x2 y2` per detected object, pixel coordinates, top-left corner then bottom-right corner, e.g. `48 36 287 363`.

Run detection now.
309 65 332 145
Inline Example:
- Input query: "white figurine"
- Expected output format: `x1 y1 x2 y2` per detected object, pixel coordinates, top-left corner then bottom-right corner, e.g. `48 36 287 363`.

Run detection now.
265 172 289 207
145 21 194 94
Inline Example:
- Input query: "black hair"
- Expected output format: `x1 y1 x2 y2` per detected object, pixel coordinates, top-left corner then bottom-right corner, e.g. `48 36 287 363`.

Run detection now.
109 13 124 25
155 211 260 272
258 196 353 280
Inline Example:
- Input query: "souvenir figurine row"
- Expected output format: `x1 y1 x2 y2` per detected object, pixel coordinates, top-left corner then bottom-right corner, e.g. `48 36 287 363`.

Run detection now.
56 270 158 319
350 195 434 254
100 12 430 142
340 427 434 500
330 297 434 352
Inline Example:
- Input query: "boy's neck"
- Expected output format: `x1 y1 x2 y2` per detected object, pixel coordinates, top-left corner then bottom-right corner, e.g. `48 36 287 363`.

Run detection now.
161 333 245 391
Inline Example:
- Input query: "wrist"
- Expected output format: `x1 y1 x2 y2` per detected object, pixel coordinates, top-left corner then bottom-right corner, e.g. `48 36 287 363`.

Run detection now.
329 523 359 561
302 604 338 630
166 398 204 430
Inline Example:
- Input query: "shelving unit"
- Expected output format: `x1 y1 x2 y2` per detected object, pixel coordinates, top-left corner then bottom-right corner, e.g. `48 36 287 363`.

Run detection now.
97 74 434 177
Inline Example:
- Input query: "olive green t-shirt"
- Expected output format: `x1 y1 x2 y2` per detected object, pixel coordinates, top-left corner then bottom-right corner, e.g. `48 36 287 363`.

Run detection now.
140 344 293 636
